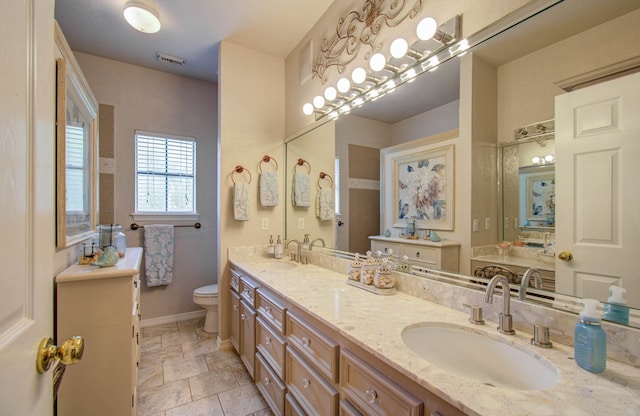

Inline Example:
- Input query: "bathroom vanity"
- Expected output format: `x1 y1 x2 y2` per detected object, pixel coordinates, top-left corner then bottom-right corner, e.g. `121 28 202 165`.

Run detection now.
228 249 639 416
55 247 143 416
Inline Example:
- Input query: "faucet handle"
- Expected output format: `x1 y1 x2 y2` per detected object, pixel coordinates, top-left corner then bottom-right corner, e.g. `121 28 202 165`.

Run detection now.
463 303 485 325
531 323 553 348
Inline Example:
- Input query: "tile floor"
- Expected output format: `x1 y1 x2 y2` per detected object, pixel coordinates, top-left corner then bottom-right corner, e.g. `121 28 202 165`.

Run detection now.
137 318 273 416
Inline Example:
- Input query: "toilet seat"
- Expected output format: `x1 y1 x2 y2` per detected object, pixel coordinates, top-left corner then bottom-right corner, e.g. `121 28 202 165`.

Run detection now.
194 284 218 296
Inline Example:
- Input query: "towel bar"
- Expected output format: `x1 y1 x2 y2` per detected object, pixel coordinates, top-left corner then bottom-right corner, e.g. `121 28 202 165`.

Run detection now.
130 223 201 230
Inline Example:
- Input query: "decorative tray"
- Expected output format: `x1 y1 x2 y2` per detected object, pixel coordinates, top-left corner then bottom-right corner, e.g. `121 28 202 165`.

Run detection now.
346 279 397 296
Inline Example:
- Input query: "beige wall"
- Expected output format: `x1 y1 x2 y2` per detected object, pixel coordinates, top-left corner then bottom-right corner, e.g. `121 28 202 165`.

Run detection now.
390 100 460 145
218 41 285 342
74 53 219 320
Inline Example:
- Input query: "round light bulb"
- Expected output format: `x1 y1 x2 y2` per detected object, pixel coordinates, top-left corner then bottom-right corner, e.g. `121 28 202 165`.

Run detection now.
532 156 541 164
545 154 555 162
312 95 325 109
337 77 351 93
351 67 367 84
416 17 438 41
390 38 409 59
324 86 337 101
369 53 387 72
302 103 314 115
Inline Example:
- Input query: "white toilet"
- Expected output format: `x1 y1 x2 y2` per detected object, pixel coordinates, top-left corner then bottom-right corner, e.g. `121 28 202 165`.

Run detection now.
193 284 219 333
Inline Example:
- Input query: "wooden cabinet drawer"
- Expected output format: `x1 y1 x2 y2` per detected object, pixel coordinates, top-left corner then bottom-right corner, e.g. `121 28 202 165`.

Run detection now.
230 269 241 292
240 276 259 307
285 393 305 416
286 312 339 383
340 399 363 416
230 289 241 353
256 288 286 334
402 246 438 267
255 352 286 416
256 316 287 380
286 346 338 416
240 300 256 379
371 241 401 258
340 350 422 416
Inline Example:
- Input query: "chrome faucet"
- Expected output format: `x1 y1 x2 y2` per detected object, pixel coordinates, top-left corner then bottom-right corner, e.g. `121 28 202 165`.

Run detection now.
519 268 542 300
285 239 300 262
484 274 516 335
310 237 325 248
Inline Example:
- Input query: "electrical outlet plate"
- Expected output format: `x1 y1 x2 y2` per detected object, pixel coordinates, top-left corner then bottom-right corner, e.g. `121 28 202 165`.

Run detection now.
261 218 269 230
298 218 305 229
485 218 491 230
473 219 479 232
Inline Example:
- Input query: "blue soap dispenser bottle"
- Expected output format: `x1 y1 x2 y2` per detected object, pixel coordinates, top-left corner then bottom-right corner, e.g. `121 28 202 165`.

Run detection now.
574 298 606 373
603 285 629 325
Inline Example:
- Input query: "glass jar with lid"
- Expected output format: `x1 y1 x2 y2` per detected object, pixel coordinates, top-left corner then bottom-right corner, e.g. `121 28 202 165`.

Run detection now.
95 224 127 258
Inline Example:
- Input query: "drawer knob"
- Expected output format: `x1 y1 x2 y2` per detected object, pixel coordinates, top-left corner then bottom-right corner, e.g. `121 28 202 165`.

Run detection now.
233 304 238 311
302 378 311 388
265 336 271 345
365 389 377 404
240 313 246 321
301 336 310 347
263 376 271 386
416 251 420 258
265 306 272 316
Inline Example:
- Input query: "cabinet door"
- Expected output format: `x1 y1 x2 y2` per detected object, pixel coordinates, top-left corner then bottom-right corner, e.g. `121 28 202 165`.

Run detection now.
230 289 241 353
371 240 401 257
255 352 286 416
401 245 439 268
286 346 339 416
240 299 257 379
256 316 287 380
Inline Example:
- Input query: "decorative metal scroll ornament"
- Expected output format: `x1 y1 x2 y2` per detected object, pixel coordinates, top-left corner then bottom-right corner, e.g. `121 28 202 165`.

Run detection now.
312 0 423 84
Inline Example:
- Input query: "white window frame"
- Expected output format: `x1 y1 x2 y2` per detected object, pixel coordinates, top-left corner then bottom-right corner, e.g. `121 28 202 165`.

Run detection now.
132 130 199 221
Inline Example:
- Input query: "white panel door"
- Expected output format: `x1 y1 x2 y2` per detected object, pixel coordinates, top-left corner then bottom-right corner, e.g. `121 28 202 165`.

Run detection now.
0 0 56 414
555 71 640 308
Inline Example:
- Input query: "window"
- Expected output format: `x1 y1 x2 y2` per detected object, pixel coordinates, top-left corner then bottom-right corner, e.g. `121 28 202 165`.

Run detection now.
65 124 89 213
135 131 196 214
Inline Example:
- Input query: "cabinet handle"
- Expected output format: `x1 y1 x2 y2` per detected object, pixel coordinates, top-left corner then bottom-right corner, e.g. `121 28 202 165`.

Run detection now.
265 306 272 316
263 376 271 386
302 378 311 388
365 389 377 404
265 336 271 345
233 304 238 311
301 336 310 347
241 313 246 321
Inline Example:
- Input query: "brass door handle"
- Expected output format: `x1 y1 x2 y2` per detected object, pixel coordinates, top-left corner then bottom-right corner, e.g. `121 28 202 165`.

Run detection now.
37 336 84 374
557 251 573 262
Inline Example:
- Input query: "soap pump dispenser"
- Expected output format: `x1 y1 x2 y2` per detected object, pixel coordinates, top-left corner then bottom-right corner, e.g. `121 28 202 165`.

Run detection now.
574 298 606 373
604 286 629 325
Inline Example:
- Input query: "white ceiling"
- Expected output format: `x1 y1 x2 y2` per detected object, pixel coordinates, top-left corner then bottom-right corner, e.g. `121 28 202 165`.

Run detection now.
54 0 336 83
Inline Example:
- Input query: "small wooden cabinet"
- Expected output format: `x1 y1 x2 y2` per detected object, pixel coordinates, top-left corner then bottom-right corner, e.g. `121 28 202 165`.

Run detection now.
370 236 460 272
55 247 143 416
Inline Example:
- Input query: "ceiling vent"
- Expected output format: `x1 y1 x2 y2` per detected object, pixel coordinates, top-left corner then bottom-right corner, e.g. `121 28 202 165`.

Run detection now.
156 52 186 66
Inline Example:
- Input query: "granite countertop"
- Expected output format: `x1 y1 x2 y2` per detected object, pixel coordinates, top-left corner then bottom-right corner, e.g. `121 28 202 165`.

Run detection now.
471 254 555 271
229 252 640 416
369 235 461 247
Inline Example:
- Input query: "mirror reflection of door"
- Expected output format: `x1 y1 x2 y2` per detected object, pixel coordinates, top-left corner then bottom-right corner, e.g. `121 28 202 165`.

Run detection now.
347 144 380 254
555 71 640 308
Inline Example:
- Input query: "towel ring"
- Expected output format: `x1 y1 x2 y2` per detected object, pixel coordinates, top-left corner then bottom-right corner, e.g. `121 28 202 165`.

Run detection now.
294 158 311 174
318 171 334 188
258 155 278 173
231 165 252 185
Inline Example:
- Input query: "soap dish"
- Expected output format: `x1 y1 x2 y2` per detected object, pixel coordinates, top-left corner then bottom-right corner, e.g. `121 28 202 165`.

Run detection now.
346 279 397 296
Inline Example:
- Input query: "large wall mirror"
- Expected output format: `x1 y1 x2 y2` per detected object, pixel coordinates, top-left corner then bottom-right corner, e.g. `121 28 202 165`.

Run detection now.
286 0 640 327
55 22 99 248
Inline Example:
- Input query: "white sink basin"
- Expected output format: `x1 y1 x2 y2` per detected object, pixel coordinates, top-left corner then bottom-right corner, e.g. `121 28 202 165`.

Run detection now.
402 324 559 391
256 261 298 271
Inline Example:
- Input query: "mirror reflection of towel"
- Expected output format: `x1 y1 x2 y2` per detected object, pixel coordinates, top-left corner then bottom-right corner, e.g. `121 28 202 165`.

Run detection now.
259 171 279 207
292 173 311 207
234 183 250 221
317 188 334 221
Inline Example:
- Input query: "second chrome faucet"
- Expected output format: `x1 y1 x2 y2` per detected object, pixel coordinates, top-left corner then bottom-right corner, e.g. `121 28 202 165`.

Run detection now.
484 274 516 335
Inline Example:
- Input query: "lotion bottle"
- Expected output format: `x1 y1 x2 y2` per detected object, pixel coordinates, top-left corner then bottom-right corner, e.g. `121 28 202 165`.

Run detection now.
603 286 629 325
274 235 284 259
267 235 275 258
574 298 606 373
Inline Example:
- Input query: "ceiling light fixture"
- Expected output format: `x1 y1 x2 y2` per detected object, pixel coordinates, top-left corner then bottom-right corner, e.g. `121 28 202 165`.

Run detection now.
124 0 161 34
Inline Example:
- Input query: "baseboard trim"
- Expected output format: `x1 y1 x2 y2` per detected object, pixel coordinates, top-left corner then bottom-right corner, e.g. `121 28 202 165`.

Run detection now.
140 310 206 328
217 337 233 351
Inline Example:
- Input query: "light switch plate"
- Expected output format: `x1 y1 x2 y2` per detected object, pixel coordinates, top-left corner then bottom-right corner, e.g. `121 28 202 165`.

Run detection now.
485 218 491 230
473 219 478 232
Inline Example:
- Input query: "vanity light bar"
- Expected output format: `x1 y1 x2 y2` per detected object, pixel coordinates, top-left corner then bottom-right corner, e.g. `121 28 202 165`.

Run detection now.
303 15 461 119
